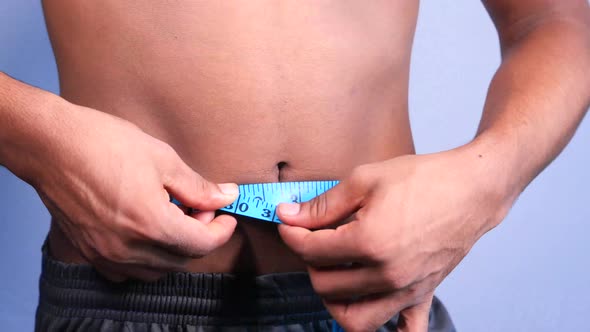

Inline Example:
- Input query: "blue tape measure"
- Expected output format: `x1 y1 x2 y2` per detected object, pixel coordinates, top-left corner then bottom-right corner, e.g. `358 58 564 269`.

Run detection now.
171 180 339 223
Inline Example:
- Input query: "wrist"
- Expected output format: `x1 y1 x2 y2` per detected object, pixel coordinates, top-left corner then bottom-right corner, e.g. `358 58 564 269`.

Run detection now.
452 132 524 226
0 75 70 186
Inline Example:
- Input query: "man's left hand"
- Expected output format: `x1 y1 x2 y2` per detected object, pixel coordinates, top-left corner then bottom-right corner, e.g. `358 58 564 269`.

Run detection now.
277 149 515 332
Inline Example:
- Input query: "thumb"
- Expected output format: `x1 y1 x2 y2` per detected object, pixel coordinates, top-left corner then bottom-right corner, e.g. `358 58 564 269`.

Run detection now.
276 178 365 229
396 295 433 332
163 159 238 210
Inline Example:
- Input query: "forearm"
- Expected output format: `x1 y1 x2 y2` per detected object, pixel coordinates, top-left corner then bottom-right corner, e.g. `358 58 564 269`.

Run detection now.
0 72 67 185
468 16 590 200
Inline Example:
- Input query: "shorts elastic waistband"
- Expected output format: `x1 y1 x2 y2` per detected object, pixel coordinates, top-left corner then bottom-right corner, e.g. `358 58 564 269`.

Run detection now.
38 245 330 326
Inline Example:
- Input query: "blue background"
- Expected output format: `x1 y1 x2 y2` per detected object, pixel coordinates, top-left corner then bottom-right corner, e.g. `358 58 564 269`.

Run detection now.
1 1 589 331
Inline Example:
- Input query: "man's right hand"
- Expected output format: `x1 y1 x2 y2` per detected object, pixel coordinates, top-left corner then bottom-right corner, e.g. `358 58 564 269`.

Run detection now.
31 101 239 282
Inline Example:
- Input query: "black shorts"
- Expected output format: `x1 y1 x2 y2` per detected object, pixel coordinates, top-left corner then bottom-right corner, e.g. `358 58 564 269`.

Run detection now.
35 245 456 331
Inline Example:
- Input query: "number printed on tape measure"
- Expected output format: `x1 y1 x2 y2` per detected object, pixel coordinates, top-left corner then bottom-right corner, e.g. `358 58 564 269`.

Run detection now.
220 181 339 223
171 181 339 223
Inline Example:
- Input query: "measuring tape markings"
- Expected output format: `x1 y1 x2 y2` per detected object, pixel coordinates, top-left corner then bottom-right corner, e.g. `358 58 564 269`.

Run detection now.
171 180 340 223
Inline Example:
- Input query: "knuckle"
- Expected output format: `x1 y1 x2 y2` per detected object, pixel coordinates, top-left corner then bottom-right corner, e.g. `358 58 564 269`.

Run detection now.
119 201 158 228
198 233 220 254
313 285 328 297
164 227 213 258
101 246 128 263
308 274 328 296
350 164 370 183
341 318 368 332
309 195 329 220
196 175 212 197
159 256 189 272
300 252 316 265
156 143 183 182
155 143 177 167
154 140 176 160
137 210 168 242
167 240 193 257
349 164 378 192
96 240 131 263
406 283 422 300
298 244 316 264
356 241 381 261
331 308 370 332
135 224 162 244
160 231 194 257
384 269 411 290
418 292 435 306
82 249 100 263
118 211 159 243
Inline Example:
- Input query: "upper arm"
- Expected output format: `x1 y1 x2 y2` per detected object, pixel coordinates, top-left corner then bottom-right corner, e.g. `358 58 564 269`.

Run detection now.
482 0 590 48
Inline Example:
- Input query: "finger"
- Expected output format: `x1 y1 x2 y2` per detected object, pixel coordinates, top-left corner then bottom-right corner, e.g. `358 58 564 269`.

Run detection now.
278 222 371 266
309 265 393 300
326 277 439 332
127 243 192 271
93 246 182 283
326 292 406 332
397 294 434 332
159 204 237 257
191 210 216 224
276 177 366 229
310 265 441 301
162 157 238 211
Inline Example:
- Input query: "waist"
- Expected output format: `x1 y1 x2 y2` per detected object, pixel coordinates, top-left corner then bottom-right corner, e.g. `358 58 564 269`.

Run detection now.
63 93 415 183
49 142 415 274
48 139 415 274
38 243 330 326
50 86 415 274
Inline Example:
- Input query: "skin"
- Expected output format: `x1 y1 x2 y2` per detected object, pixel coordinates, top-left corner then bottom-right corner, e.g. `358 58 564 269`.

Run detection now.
0 0 589 331
39 0 418 275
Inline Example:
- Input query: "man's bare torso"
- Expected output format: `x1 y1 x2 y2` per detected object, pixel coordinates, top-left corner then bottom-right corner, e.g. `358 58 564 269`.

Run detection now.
43 0 419 274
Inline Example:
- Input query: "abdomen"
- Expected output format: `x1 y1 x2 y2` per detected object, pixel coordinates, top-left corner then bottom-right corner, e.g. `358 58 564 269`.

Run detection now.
43 0 419 273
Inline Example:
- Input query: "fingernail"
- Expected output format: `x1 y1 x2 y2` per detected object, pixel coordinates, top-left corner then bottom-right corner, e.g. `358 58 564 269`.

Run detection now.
279 202 300 216
218 183 239 197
